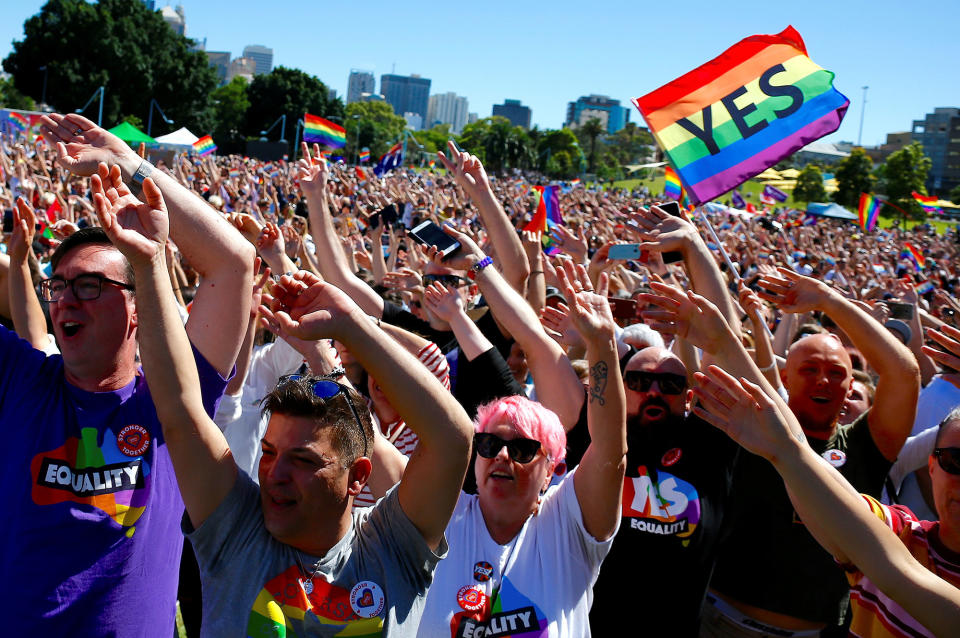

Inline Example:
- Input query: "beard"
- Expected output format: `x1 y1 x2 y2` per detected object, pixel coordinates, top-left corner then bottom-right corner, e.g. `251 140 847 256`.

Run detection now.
627 395 683 430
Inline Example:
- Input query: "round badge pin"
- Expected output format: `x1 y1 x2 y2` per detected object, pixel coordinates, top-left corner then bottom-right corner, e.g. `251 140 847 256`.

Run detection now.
301 578 314 595
661 447 682 467
350 581 385 618
117 424 151 457
457 585 487 612
473 561 493 582
822 449 847 468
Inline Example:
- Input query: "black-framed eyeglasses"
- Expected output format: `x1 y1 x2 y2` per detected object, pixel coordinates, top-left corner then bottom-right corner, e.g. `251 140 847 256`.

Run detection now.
934 447 960 475
423 274 466 288
474 432 541 464
624 371 687 395
277 375 369 457
40 273 135 303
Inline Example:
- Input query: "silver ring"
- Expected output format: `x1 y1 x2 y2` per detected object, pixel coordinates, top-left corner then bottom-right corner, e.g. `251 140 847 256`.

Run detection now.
74 128 83 136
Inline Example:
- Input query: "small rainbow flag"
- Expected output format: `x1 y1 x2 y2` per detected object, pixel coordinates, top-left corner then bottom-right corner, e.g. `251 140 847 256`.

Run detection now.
8 112 29 130
358 147 370 163
911 191 941 214
523 185 563 254
193 135 217 156
916 280 935 295
633 26 848 204
903 242 925 270
570 178 581 187
304 113 346 148
428 160 436 169
228 169 241 179
857 193 881 232
663 166 683 200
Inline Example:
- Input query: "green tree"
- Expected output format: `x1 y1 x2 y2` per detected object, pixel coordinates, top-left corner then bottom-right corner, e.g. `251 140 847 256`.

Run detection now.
878 142 931 219
577 118 606 172
0 76 35 110
536 128 580 178
457 116 533 173
832 147 876 207
793 164 828 203
949 183 960 205
246 66 343 153
211 77 250 155
344 100 406 161
606 122 654 165
3 0 217 132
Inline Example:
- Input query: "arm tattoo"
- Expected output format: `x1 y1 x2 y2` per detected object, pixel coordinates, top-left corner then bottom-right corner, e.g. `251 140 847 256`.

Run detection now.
589 361 608 405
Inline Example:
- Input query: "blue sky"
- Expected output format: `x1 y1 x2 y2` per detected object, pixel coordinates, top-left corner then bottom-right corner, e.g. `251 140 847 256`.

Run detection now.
2 0 957 146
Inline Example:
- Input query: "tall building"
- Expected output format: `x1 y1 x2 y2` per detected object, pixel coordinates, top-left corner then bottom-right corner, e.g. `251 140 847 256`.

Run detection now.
142 0 156 10
380 74 431 127
491 99 531 129
427 92 469 133
566 95 630 134
227 57 256 84
205 51 231 85
912 107 960 195
242 45 273 76
160 5 186 36
347 70 375 104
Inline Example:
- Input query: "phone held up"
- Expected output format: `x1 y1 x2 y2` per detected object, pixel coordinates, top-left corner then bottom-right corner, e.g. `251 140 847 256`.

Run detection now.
408 221 461 258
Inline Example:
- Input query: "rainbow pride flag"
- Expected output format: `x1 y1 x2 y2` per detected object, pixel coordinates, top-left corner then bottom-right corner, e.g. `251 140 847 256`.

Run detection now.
523 185 563 254
633 26 848 204
857 193 881 232
304 113 346 148
903 242 925 270
664 166 683 200
8 111 29 130
358 147 370 163
911 191 941 214
193 135 217 156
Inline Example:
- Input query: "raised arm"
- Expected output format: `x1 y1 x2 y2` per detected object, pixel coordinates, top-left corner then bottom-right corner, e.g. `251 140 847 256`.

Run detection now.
8 198 49 349
92 171 237 529
41 114 254 376
563 273 627 541
758 268 920 460
265 272 473 550
693 366 960 636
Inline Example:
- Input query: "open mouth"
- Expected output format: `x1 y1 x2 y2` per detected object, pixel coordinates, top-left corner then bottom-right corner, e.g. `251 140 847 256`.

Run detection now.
61 322 83 338
642 405 666 419
490 471 514 481
811 396 832 404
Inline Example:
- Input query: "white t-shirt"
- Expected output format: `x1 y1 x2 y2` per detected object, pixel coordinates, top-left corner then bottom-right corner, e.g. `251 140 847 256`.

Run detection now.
417 468 616 638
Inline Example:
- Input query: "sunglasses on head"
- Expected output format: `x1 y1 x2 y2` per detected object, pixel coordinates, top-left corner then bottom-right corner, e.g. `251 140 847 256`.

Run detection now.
277 375 368 457
934 447 960 475
474 432 541 464
623 371 687 395
423 274 466 288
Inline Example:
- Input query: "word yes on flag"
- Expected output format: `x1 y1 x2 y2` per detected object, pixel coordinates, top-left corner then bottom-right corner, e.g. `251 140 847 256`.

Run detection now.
633 26 848 204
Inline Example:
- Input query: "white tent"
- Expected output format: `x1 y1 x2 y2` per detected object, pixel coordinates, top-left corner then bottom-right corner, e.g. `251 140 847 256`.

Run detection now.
154 127 199 148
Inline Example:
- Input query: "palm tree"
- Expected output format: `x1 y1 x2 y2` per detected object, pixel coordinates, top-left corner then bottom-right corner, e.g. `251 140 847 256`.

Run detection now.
579 117 605 173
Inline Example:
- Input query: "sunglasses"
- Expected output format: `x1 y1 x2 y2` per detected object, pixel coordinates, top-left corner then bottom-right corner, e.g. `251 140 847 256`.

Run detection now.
277 375 368 457
423 274 467 288
934 448 960 475
474 432 542 464
623 371 687 395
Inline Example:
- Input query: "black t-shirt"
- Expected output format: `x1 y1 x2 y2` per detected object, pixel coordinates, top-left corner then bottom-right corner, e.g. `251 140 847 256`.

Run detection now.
710 411 892 626
590 413 739 637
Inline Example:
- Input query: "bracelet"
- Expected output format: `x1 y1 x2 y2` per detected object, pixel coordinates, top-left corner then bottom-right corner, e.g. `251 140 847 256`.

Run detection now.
319 366 346 379
368 314 381 327
129 160 155 196
467 255 494 280
758 361 778 373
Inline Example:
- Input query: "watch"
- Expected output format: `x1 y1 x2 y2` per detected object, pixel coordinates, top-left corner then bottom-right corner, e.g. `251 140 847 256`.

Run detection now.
467 256 493 280
130 160 155 196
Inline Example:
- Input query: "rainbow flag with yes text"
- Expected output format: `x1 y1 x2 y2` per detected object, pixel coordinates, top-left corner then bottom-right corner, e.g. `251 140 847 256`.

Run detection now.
193 135 217 156
304 113 346 148
633 26 848 204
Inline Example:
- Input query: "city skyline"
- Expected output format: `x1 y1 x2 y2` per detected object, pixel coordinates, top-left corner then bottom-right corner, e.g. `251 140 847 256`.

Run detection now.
1 1 956 147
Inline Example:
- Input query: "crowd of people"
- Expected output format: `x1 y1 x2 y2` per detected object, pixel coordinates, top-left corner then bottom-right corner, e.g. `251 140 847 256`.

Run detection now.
2 110 960 637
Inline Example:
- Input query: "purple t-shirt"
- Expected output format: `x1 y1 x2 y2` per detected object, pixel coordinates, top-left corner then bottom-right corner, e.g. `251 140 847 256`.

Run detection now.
0 325 228 636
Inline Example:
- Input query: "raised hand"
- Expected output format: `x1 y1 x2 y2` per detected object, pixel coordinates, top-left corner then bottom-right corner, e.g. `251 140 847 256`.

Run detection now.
280 223 302 259
226 212 263 245
638 281 732 354
550 224 588 264
261 271 363 341
423 223 486 271
9 197 36 264
422 282 464 323
40 113 137 177
436 140 491 202
922 325 960 372
256 222 286 261
92 172 168 267
631 204 698 255
296 142 329 197
692 365 801 461
561 271 616 345
383 267 423 292
757 268 829 314
540 302 587 351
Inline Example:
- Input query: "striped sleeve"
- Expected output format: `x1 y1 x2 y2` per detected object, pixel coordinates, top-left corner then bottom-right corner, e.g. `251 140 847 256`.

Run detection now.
861 494 917 537
417 342 450 390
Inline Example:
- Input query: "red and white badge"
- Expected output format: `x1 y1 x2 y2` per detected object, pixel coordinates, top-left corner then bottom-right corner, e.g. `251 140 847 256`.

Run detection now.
661 447 682 467
350 581 385 618
822 449 847 468
117 425 150 457
457 585 487 612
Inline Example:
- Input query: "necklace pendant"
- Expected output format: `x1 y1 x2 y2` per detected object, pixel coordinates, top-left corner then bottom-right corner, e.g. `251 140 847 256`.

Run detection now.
301 578 314 594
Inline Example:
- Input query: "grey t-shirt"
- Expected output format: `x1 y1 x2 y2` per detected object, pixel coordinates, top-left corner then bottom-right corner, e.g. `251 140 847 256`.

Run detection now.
185 472 447 637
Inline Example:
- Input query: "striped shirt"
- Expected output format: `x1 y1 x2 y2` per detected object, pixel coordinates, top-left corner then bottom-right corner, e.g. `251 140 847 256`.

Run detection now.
846 495 960 637
353 343 450 509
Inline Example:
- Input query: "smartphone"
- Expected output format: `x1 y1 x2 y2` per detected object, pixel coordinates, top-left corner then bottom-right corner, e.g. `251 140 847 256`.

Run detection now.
608 244 647 261
886 301 915 321
408 221 461 258
368 204 397 230
655 201 684 264
608 297 638 320
2 210 12 234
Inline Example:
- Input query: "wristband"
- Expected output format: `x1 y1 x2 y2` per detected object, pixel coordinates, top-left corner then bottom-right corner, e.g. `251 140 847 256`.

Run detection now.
130 160 155 196
758 361 778 373
467 255 494 280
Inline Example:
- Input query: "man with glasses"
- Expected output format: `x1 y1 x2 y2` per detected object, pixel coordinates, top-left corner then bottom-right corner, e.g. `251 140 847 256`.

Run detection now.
2 112 254 636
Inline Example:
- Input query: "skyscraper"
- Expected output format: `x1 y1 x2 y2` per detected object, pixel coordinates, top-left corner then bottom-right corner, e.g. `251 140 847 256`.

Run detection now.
242 45 274 76
347 70 375 104
492 99 532 129
427 92 469 133
205 51 231 86
565 95 630 134
912 107 960 195
380 74 431 128
160 5 185 36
